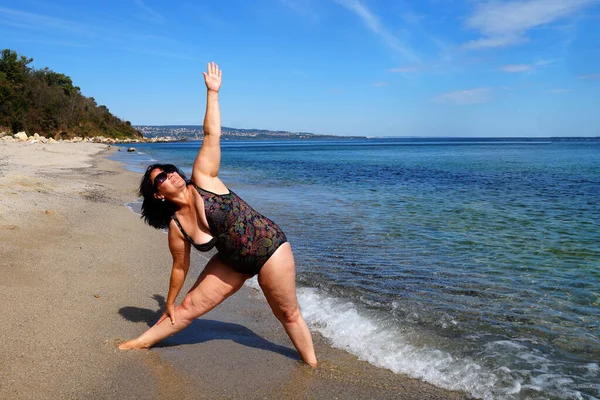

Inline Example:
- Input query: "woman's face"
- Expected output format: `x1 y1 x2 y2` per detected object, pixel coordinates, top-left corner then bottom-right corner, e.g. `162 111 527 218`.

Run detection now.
150 167 186 199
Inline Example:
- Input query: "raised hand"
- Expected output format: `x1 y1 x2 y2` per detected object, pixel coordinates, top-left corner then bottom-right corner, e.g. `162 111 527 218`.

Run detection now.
202 62 222 93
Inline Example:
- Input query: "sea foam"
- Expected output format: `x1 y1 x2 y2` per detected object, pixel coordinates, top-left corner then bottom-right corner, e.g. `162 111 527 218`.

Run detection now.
245 278 597 400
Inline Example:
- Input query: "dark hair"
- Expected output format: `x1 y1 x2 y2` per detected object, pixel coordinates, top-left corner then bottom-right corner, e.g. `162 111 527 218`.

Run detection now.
139 163 188 229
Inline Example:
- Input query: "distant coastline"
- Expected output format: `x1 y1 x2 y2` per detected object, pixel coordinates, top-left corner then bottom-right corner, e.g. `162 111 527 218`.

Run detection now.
135 125 599 142
135 125 366 141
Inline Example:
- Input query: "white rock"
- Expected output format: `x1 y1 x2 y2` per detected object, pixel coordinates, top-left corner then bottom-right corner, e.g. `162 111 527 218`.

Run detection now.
14 132 28 141
33 133 40 139
48 138 57 143
2 136 15 142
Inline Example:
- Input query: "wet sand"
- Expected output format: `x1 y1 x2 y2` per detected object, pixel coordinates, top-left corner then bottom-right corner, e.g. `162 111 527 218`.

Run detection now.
0 142 471 399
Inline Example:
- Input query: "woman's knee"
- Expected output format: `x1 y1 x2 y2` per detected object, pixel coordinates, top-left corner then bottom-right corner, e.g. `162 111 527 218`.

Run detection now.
277 304 302 325
178 295 206 320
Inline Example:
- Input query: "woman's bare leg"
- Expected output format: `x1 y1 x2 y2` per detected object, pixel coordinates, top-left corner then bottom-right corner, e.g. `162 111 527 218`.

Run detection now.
258 243 317 366
119 255 248 349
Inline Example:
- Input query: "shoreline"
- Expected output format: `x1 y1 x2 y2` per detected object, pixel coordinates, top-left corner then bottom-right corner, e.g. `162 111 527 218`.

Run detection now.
0 141 470 399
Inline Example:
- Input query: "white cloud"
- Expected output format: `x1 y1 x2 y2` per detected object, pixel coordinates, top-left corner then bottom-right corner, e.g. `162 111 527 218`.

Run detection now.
133 0 165 23
133 0 164 24
500 64 535 73
389 66 421 73
577 74 600 80
4 36 89 48
535 59 555 67
545 89 571 93
464 36 520 50
463 0 598 50
333 0 420 62
0 6 93 36
0 6 196 60
499 59 555 73
432 87 492 105
278 0 319 20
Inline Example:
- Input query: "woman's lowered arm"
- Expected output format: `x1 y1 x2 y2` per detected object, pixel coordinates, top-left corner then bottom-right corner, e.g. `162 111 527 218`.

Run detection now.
159 224 191 325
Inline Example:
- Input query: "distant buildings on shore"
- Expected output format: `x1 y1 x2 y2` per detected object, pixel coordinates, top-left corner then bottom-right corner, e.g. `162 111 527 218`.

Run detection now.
135 125 364 141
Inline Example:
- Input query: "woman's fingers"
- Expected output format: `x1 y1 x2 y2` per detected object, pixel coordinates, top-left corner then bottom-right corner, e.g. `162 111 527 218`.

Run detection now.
206 62 220 77
155 306 176 326
155 313 168 326
166 304 176 325
203 62 221 91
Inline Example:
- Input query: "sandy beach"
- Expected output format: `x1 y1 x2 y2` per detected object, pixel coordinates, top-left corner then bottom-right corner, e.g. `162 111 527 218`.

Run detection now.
0 141 471 399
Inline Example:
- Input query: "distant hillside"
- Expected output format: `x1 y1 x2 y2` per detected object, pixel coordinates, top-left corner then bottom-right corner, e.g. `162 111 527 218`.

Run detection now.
136 125 364 140
0 49 142 139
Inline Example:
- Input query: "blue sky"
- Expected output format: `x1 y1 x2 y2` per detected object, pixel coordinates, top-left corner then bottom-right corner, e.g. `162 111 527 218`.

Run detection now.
1 0 599 137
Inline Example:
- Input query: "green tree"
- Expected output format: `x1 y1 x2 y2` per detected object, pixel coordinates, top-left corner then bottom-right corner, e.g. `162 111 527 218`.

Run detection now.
0 49 33 83
0 48 142 138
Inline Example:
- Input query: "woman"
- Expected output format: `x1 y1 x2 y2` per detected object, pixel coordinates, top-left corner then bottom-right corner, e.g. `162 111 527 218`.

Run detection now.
119 62 317 367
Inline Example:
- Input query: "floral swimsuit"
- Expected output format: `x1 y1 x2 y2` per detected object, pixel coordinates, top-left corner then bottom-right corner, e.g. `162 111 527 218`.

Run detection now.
172 184 287 276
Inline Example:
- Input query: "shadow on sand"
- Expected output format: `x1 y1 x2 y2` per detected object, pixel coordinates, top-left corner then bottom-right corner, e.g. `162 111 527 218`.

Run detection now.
119 294 299 361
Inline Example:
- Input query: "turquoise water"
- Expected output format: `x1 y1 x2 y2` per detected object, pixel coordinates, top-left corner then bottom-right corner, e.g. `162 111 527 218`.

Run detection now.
114 138 600 399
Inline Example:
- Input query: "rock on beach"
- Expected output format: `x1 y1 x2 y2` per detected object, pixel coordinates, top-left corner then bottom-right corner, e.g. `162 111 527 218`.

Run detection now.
1 130 180 144
14 131 29 141
0 132 117 144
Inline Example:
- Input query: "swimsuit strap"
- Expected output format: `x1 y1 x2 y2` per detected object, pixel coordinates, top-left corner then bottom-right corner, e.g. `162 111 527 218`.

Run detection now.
171 214 217 252
192 183 206 194
171 214 196 244
192 183 231 197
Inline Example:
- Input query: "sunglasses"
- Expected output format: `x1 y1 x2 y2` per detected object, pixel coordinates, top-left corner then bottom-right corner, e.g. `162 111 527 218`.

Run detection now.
153 166 177 192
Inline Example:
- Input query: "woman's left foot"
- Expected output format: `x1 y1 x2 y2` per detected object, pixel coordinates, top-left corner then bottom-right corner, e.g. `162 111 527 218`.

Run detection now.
118 339 146 350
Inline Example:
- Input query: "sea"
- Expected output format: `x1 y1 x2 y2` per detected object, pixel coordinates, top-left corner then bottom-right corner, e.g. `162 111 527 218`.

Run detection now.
112 138 600 400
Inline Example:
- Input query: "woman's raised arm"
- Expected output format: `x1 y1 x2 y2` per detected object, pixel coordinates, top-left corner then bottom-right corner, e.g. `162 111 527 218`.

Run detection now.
191 62 224 187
